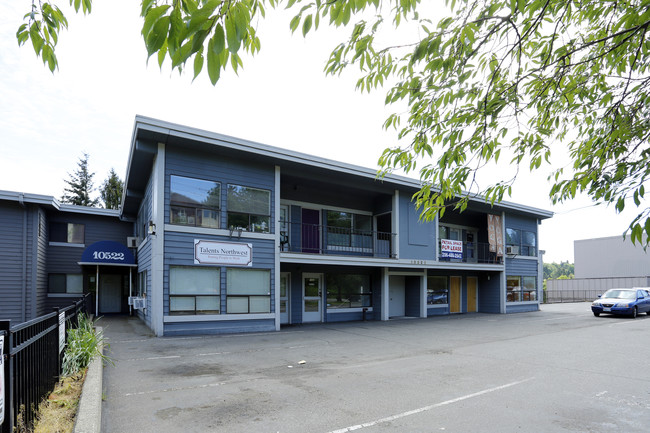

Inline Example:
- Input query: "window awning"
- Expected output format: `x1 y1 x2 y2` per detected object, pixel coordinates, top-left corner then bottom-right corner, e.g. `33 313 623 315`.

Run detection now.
78 240 137 267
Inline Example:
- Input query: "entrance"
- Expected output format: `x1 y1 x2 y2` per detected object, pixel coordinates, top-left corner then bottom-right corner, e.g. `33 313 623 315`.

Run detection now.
467 276 477 312
450 276 461 313
303 273 322 322
99 274 122 313
302 209 320 253
280 273 290 324
389 276 405 317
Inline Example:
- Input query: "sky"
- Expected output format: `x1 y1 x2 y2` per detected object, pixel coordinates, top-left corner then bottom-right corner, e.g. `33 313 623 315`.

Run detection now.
0 0 646 264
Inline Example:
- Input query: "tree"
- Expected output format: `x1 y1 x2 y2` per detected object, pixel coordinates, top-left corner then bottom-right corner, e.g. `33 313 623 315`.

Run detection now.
17 0 650 244
100 168 124 210
61 152 99 207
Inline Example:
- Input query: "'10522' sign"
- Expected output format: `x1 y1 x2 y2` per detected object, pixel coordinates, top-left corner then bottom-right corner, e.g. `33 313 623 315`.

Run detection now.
80 241 135 265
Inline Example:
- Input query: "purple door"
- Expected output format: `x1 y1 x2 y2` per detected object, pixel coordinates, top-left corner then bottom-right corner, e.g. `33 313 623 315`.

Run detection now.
302 209 320 253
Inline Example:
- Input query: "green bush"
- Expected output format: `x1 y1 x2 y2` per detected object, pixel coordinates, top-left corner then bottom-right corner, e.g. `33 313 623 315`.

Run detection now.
62 313 111 376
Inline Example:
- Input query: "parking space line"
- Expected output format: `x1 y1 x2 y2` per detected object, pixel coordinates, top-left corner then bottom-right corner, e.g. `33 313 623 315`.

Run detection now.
326 377 535 433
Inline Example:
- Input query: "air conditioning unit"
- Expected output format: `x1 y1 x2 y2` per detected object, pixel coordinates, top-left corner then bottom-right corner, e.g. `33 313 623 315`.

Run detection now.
127 236 140 248
132 298 146 310
506 245 519 255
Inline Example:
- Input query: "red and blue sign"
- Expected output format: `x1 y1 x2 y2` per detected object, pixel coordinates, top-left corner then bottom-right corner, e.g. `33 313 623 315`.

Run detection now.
80 241 136 266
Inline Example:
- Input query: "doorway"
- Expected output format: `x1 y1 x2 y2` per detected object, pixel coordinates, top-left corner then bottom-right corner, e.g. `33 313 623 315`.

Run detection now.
301 209 320 253
99 274 122 313
450 276 461 313
467 276 477 312
302 273 322 322
389 276 406 317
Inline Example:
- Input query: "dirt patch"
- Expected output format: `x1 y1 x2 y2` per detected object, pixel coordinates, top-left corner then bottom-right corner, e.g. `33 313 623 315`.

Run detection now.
30 370 86 433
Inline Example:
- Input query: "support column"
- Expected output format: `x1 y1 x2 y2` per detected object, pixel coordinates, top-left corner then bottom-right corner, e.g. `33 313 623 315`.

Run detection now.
381 268 390 321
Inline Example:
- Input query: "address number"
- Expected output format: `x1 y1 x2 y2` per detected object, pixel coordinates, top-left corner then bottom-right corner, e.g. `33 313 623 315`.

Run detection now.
93 251 125 261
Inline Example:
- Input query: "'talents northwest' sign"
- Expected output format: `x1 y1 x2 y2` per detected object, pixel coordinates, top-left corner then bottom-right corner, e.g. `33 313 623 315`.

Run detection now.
194 240 253 266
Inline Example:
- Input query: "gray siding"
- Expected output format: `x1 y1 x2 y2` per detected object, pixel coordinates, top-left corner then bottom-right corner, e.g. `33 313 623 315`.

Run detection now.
398 193 436 260
164 319 275 335
35 208 48 316
0 202 28 322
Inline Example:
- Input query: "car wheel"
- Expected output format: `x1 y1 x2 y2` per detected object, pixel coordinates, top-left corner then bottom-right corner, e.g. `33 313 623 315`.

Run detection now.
631 307 637 318
593 312 600 317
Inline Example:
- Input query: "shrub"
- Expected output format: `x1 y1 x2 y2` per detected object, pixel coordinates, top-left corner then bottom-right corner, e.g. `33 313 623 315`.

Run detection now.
62 313 111 376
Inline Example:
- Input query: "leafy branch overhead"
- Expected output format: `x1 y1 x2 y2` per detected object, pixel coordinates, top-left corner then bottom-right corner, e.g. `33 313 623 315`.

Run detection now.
16 0 650 244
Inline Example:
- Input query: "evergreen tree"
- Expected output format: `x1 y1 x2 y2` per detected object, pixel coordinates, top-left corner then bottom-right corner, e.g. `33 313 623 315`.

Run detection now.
100 168 124 210
61 152 99 207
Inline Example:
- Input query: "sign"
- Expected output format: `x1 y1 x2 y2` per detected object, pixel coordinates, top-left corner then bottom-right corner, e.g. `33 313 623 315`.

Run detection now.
487 214 504 255
80 240 136 266
1 334 4 424
194 240 253 266
58 312 65 354
441 239 463 259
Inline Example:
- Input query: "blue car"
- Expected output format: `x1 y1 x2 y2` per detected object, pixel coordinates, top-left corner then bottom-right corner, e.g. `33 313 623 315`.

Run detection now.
591 288 650 318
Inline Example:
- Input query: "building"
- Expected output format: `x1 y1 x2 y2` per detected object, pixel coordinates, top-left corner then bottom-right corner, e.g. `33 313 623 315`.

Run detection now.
0 116 553 335
547 235 650 295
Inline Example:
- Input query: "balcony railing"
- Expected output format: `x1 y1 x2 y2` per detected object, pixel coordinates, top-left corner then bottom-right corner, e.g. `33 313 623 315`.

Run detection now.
280 222 396 258
438 240 504 264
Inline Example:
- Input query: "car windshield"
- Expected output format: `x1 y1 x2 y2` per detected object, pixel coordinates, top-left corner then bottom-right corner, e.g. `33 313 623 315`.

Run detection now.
602 290 636 299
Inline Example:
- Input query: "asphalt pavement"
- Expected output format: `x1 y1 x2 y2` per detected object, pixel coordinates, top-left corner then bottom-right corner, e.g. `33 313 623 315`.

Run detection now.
99 303 650 433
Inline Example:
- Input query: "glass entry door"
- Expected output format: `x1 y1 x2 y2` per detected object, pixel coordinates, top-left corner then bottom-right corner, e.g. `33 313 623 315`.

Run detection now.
302 273 322 322
280 273 290 324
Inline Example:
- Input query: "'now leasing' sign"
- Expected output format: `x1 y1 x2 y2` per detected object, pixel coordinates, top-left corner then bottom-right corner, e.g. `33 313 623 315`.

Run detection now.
194 240 253 266
441 239 463 259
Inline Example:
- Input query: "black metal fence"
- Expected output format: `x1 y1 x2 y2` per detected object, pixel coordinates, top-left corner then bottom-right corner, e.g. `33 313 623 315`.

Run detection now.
543 290 600 303
1 294 89 433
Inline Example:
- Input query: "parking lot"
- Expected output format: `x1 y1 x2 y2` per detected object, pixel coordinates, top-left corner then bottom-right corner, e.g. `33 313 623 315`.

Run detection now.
100 303 650 432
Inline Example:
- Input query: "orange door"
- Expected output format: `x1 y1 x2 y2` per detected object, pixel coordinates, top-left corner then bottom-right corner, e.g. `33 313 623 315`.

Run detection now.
450 276 461 313
467 277 477 312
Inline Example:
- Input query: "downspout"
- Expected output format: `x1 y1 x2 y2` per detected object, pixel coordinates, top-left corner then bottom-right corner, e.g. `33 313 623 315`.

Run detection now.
19 193 27 322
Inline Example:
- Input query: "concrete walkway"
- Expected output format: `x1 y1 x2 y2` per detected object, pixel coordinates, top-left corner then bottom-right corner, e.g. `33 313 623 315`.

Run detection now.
98 305 650 433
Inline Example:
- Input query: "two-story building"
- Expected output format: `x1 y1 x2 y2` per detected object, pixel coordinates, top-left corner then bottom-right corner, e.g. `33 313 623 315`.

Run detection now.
0 116 552 335
121 116 552 336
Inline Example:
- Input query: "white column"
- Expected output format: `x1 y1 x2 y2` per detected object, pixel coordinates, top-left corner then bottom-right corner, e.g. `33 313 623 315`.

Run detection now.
420 272 427 318
150 142 166 336
274 165 281 331
393 190 399 259
381 268 390 321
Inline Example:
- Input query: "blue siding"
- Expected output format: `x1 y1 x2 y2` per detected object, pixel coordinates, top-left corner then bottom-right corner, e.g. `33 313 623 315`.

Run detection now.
506 303 539 313
164 319 275 336
326 311 367 322
427 306 449 316
0 202 28 322
505 213 538 232
398 193 436 260
405 276 421 317
34 208 48 317
506 258 537 276
163 232 275 316
479 273 501 313
290 271 303 324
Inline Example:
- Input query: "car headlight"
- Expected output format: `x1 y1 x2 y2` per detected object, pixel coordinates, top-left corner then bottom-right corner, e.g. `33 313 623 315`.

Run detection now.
592 301 600 306
616 303 629 308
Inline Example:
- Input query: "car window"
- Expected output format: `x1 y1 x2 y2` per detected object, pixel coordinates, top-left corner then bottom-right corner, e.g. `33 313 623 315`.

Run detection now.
603 290 636 299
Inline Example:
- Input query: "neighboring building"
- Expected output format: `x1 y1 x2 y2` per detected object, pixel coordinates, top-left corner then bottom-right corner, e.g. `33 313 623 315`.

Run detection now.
0 116 553 335
547 235 650 295
0 191 133 323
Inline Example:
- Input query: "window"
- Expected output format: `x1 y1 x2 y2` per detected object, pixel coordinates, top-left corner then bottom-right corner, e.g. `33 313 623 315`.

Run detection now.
227 185 271 233
226 268 271 313
170 175 221 228
48 274 83 294
506 228 537 257
326 211 372 248
326 274 372 309
50 222 84 244
427 276 448 305
137 270 147 297
507 276 537 302
169 266 220 315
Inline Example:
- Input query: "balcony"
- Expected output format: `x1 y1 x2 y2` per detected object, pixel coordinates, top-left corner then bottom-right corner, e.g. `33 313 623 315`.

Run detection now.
280 222 396 258
438 240 504 264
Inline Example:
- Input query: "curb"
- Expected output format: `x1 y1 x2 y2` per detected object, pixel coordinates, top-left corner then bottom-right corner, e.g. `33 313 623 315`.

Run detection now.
73 326 103 433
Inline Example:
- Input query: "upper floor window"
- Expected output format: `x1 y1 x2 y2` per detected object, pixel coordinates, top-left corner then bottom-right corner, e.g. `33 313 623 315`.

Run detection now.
506 228 536 256
227 185 271 233
170 175 221 228
326 211 372 247
50 222 84 244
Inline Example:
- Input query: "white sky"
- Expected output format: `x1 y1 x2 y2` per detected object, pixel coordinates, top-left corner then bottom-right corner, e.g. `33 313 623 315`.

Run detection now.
0 0 645 264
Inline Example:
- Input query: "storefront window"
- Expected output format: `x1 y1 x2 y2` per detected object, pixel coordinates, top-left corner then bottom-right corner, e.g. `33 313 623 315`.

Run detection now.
326 274 372 309
226 268 271 313
507 276 537 302
427 276 448 305
169 266 220 315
